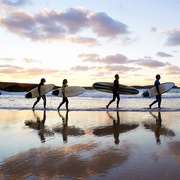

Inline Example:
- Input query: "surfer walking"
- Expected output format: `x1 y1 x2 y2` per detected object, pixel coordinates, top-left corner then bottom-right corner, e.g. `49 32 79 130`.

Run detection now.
149 74 161 109
106 74 120 109
32 78 46 110
57 79 69 111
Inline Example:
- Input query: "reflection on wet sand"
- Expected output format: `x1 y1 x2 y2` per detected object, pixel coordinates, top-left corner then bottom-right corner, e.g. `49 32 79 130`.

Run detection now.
53 111 85 142
1 110 180 179
93 111 139 144
24 110 54 143
144 111 175 144
0 142 131 179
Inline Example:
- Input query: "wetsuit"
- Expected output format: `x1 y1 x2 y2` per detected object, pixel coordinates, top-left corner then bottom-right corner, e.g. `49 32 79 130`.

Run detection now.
33 82 46 109
150 79 161 108
58 84 69 110
107 79 120 108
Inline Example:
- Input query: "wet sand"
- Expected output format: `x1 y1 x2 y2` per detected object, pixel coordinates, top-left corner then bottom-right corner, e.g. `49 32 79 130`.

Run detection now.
0 109 180 179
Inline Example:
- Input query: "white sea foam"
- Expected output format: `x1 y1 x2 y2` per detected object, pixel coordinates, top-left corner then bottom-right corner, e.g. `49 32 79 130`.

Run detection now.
0 88 179 111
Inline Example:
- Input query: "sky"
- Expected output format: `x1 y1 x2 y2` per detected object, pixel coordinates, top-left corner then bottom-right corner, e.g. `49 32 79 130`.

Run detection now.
0 0 180 87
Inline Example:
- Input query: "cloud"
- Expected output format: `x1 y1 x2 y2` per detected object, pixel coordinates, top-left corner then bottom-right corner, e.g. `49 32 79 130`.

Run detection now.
165 27 180 46
89 12 129 38
0 7 130 45
136 58 167 68
2 0 30 7
0 57 15 62
164 65 180 75
78 53 100 62
0 64 23 74
151 26 157 32
156 52 173 57
82 53 133 64
102 53 135 64
0 65 58 79
70 65 93 71
22 58 42 64
104 65 140 72
68 36 100 46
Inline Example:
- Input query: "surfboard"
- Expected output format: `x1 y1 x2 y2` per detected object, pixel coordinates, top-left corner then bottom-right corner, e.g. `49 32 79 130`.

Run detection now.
93 82 139 95
25 84 55 98
142 82 175 97
52 86 85 97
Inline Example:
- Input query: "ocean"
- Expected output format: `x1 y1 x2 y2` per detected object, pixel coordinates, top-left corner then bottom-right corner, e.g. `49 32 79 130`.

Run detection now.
0 88 179 111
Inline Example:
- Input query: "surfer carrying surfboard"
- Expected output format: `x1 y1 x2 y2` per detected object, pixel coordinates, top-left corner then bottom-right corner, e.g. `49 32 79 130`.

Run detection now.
32 78 46 110
106 74 120 109
57 79 69 111
149 74 161 109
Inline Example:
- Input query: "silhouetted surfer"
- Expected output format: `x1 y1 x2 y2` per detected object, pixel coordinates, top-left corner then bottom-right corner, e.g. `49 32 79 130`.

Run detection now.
57 79 69 111
149 74 161 109
32 78 46 110
106 74 120 109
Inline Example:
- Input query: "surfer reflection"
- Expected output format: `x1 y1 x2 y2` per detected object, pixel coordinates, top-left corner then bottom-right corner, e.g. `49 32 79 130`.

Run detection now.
150 111 162 144
144 111 175 145
107 111 121 144
93 111 138 145
25 110 47 143
58 110 69 143
54 111 85 143
36 110 46 143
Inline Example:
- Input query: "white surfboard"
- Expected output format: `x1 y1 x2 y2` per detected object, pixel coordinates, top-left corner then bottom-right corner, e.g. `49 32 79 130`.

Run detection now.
52 86 85 97
25 84 55 98
142 82 175 97
93 82 139 95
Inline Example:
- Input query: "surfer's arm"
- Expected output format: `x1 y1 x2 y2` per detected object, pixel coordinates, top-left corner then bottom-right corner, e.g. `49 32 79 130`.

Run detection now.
155 80 160 95
155 85 160 95
38 85 41 96
62 86 66 97
114 80 119 93
38 84 44 97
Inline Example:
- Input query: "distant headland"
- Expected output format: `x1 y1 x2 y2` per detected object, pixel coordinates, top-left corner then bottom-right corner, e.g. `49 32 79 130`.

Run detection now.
0 81 178 92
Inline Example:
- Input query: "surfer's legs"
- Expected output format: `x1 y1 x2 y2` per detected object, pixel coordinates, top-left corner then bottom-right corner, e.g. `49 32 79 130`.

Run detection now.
149 95 161 108
158 95 162 108
41 95 46 109
106 93 116 108
58 97 69 110
65 98 69 111
58 101 64 110
116 94 120 108
149 100 157 108
32 97 41 109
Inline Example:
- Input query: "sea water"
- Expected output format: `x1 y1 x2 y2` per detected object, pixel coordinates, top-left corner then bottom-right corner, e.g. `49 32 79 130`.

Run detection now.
0 88 179 111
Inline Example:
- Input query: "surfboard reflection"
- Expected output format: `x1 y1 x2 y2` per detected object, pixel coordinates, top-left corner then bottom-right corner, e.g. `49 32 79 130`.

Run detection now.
93 111 139 145
24 110 54 143
144 111 175 144
53 111 85 143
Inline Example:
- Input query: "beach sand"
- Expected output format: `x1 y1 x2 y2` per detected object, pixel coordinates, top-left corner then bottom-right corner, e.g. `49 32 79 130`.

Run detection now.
0 109 180 179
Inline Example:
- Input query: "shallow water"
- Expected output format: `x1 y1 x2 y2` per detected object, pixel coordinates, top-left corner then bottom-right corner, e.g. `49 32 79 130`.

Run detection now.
0 110 180 179
0 88 180 111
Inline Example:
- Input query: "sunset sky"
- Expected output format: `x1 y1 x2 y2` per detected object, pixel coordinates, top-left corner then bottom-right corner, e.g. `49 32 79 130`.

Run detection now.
0 0 180 87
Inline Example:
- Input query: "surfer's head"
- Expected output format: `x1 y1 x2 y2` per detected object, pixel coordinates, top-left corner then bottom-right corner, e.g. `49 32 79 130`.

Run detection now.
115 74 119 79
156 74 161 80
62 79 68 85
40 78 46 83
